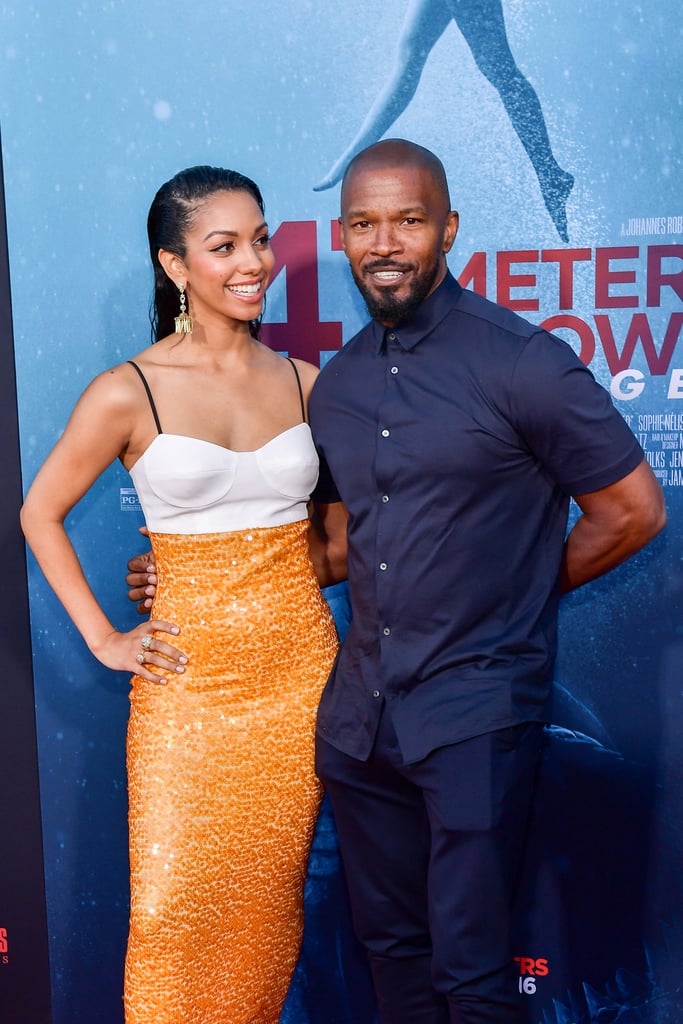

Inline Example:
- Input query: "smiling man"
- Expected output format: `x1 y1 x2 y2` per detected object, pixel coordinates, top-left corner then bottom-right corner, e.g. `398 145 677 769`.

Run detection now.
338 146 458 323
308 139 665 1024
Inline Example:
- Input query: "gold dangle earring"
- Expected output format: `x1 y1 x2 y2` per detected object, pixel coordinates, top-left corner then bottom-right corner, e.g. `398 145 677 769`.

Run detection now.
174 283 193 334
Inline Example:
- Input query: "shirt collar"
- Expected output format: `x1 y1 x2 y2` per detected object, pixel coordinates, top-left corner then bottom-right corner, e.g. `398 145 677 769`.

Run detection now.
371 272 463 352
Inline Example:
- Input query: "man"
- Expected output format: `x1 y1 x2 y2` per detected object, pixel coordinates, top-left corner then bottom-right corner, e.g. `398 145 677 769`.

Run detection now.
308 140 664 1024
130 140 665 1023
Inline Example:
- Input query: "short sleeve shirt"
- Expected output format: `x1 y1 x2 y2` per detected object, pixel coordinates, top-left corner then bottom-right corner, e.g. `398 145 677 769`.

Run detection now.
309 273 643 763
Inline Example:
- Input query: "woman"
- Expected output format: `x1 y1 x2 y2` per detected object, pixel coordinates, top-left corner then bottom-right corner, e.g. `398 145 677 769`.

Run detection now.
21 166 346 1023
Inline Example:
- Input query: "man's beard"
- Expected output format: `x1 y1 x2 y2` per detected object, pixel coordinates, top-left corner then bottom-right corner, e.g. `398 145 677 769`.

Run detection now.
352 258 441 324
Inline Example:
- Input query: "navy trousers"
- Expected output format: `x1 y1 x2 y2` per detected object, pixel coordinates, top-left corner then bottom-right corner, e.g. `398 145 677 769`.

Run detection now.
316 708 544 1024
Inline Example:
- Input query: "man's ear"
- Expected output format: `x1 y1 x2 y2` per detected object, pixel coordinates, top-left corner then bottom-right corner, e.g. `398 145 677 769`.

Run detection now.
442 210 459 254
158 248 186 285
337 217 347 254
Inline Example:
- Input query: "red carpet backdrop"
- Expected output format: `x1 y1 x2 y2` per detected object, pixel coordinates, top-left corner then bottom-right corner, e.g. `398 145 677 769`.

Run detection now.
0 2 681 1021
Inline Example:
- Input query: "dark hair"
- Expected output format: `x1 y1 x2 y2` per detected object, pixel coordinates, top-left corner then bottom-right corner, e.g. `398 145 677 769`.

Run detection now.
147 165 266 341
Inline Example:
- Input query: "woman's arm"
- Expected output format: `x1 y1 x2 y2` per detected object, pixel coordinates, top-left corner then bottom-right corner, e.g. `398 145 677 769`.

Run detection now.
20 367 188 682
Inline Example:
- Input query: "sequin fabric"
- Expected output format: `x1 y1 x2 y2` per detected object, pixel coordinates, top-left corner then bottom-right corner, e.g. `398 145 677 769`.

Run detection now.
125 519 338 1023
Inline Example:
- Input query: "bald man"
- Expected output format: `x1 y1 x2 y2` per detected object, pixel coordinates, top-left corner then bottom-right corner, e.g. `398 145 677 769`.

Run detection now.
308 139 665 1023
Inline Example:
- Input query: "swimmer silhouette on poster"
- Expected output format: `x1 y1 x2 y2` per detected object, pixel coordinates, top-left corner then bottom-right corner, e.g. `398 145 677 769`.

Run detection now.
314 0 574 241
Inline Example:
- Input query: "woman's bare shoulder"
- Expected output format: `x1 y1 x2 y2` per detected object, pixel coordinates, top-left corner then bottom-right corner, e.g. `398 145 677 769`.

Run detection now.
287 356 320 397
81 351 156 410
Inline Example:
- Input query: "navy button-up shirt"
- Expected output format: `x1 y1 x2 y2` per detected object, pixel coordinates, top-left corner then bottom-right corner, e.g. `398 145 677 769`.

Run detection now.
310 273 643 763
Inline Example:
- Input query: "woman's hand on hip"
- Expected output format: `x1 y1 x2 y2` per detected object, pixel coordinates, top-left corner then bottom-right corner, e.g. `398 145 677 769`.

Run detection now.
92 621 188 684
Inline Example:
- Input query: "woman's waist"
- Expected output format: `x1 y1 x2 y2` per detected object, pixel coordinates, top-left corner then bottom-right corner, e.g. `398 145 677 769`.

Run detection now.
149 518 310 569
136 534 337 690
147 519 325 613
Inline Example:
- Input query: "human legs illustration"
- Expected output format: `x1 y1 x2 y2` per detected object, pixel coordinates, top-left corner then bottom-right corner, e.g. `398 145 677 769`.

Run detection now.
314 0 573 241
453 0 573 241
314 0 449 193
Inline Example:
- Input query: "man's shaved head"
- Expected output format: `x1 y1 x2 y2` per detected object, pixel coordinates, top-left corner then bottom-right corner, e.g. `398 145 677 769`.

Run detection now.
341 139 451 215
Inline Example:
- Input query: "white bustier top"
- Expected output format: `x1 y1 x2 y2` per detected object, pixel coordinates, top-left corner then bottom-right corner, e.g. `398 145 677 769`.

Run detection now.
128 422 319 534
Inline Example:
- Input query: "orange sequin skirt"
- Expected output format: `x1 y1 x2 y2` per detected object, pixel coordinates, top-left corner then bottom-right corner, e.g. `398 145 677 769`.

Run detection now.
124 520 338 1023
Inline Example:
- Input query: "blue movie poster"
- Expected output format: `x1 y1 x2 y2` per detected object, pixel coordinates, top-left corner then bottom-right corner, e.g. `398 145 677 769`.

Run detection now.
0 2 681 1021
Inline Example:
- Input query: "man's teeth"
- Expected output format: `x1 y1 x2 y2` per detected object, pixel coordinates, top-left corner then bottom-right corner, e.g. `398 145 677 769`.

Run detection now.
228 283 260 295
373 270 403 279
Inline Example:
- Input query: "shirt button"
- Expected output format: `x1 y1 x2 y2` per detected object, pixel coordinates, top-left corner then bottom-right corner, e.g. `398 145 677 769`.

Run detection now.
379 562 387 571
381 494 389 503
372 690 381 698
390 366 399 374
387 332 396 342
383 627 391 636
381 428 390 438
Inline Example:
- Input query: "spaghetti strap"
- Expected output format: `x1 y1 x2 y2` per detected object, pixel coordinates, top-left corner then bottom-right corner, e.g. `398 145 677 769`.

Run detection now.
286 357 307 424
127 360 163 434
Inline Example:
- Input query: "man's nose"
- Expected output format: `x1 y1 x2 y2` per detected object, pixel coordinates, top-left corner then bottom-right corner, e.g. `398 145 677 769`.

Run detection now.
371 223 401 255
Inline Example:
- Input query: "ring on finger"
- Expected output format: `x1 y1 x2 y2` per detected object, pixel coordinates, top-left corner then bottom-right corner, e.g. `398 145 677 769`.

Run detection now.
140 634 153 650
136 652 145 665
